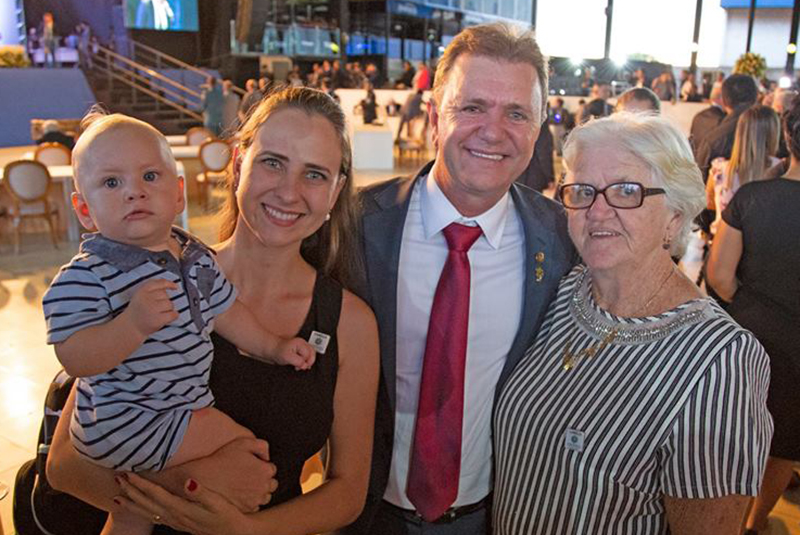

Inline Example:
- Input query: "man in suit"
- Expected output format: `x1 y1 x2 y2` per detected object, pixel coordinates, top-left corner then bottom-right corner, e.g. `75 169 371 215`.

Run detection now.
689 83 726 156
344 22 575 534
694 74 758 183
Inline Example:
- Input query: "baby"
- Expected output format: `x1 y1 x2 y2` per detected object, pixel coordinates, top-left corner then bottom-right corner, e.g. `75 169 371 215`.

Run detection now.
42 111 315 534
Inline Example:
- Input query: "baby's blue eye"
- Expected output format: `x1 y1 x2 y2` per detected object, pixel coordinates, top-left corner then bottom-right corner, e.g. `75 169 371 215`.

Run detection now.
103 177 119 188
143 171 157 181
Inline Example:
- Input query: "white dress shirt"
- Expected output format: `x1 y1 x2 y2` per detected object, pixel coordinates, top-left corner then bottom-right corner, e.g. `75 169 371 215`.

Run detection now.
384 172 525 509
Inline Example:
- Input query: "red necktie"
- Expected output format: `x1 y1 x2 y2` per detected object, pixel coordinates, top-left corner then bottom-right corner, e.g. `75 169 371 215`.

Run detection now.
407 222 483 522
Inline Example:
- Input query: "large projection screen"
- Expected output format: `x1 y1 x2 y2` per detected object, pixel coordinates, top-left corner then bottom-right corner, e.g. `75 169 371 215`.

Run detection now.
125 0 199 31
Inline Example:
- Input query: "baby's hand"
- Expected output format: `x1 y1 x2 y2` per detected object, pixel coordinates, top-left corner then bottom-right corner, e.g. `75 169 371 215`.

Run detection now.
275 337 316 371
126 279 179 337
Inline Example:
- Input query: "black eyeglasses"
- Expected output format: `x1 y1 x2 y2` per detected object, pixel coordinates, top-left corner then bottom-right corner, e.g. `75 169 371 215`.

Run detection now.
558 182 666 210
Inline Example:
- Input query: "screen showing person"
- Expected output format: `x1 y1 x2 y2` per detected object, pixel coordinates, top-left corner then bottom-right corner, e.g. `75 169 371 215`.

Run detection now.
124 0 199 31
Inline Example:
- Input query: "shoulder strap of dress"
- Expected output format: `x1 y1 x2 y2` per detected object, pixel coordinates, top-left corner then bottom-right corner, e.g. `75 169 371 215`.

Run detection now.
312 273 344 338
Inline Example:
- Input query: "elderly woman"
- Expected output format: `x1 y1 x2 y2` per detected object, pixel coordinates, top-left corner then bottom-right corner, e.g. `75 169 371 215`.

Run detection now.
493 113 772 534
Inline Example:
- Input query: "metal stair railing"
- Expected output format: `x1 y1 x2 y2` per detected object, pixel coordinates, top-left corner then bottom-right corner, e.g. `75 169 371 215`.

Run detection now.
124 39 246 97
92 44 203 122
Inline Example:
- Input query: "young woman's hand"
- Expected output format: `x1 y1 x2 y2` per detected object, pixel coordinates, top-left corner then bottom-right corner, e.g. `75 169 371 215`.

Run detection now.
181 436 277 512
116 473 258 535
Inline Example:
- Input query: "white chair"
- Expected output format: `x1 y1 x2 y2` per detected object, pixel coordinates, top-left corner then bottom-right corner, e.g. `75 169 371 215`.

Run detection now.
186 126 214 146
3 160 59 253
196 139 232 210
34 142 71 166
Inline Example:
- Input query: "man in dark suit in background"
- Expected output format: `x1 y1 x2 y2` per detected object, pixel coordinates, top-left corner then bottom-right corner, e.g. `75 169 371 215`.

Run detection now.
343 22 575 535
516 121 554 193
689 82 726 156
694 74 758 183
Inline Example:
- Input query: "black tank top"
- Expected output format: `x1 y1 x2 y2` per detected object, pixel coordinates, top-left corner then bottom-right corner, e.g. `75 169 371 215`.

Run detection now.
154 274 342 534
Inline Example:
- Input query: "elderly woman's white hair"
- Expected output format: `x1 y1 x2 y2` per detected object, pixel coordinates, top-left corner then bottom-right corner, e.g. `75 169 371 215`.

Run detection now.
562 112 705 258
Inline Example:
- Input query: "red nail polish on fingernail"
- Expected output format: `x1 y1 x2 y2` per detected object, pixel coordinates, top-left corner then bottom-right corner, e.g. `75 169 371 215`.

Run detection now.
187 479 198 492
113 498 121 505
114 476 122 485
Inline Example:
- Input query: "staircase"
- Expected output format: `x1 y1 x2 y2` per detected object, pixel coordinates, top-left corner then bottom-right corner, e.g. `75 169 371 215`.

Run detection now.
81 41 231 135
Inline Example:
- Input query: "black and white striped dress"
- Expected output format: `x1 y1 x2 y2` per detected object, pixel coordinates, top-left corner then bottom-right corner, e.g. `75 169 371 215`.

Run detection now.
43 229 237 472
493 265 772 535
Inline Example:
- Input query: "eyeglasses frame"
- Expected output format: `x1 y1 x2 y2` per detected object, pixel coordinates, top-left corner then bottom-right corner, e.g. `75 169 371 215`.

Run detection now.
558 181 667 210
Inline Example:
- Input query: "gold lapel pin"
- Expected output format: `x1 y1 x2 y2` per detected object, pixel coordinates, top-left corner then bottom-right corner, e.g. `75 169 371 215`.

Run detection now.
535 251 545 282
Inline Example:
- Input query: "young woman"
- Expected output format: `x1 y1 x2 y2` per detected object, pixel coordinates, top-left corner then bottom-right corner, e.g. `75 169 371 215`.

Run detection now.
708 96 800 535
46 87 379 535
706 104 780 235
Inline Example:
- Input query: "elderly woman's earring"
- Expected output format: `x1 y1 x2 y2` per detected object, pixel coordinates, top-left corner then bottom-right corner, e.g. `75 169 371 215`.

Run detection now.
662 236 672 250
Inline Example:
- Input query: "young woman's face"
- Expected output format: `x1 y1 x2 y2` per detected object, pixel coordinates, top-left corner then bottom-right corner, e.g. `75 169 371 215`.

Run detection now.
236 107 345 250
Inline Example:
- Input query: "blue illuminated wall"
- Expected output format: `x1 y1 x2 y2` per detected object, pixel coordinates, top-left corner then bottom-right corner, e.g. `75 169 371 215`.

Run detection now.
721 0 792 7
0 69 96 147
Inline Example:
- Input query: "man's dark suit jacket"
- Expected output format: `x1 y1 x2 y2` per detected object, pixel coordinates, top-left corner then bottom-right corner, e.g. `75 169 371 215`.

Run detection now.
341 162 576 533
695 104 752 183
689 105 725 156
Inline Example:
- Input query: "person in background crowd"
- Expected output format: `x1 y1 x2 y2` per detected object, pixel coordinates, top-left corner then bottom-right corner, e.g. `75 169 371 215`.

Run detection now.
238 79 262 124
632 68 646 88
26 27 39 57
308 63 322 87
695 74 759 183
350 63 367 89
77 22 92 69
397 60 416 88
680 70 699 102
40 12 57 68
321 79 339 104
689 82 726 154
412 61 431 91
221 79 241 133
579 83 613 124
495 112 772 535
359 83 378 124
37 120 75 150
706 105 780 236
549 97 573 155
651 71 675 102
396 89 425 139
769 87 798 162
615 87 661 114
580 69 595 96
712 71 725 96
200 76 224 136
707 96 800 535
258 76 271 94
46 86 380 535
365 62 382 88
342 21 576 534
574 98 587 124
331 60 350 89
287 66 304 88
516 119 554 192
321 60 332 86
